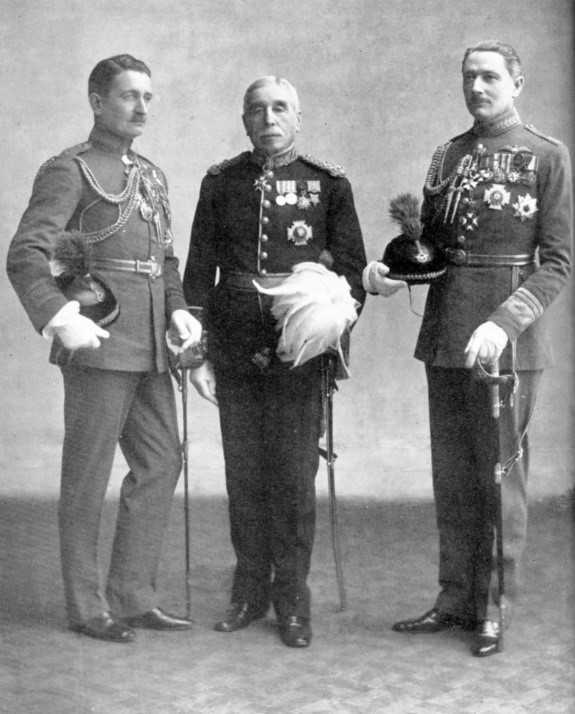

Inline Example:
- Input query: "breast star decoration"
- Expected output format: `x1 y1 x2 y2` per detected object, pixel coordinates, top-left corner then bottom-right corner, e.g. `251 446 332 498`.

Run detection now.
512 193 538 221
484 184 511 210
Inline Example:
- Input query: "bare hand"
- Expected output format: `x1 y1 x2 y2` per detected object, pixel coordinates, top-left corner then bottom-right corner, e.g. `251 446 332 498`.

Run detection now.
189 361 218 406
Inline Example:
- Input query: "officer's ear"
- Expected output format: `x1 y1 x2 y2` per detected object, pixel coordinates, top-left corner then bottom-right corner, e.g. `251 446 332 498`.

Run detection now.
89 92 104 115
512 75 524 99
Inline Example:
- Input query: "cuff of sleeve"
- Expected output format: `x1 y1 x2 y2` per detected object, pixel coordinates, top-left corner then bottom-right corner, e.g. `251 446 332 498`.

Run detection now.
42 301 80 338
166 296 189 316
489 287 545 341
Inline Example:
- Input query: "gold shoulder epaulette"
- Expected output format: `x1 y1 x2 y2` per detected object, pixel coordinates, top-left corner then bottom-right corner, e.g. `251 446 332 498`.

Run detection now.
525 125 561 145
299 154 346 178
36 141 91 179
207 152 248 175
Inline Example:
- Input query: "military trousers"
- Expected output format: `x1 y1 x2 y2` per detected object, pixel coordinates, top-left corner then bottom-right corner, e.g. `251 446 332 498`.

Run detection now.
216 360 323 620
59 366 182 625
426 366 542 624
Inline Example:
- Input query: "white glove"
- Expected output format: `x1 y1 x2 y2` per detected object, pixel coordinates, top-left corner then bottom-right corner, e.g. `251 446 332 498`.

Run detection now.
168 309 202 352
362 261 408 297
189 361 218 406
43 301 109 349
464 321 509 368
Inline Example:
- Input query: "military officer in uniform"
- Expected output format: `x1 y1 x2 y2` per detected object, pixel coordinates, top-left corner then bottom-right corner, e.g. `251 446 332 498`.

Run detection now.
183 76 366 648
7 55 201 642
365 41 572 656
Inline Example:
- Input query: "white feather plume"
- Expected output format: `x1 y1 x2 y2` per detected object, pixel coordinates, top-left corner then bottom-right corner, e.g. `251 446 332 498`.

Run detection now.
253 262 359 374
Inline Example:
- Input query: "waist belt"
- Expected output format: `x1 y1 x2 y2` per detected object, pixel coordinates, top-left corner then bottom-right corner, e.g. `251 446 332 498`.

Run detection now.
443 249 535 267
219 272 291 292
91 257 163 279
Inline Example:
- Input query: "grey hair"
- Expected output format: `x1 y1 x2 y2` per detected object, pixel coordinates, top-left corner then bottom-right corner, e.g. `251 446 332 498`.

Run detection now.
462 40 522 79
243 76 300 113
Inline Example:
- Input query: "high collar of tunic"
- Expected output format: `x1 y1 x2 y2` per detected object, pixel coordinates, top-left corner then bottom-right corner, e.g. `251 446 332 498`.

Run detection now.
89 124 136 156
471 106 522 138
250 145 298 170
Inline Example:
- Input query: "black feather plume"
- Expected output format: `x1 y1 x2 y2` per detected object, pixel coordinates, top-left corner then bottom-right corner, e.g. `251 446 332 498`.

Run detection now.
51 230 91 276
388 193 422 241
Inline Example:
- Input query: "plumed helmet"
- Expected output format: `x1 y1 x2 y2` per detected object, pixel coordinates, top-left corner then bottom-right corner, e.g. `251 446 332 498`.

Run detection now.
382 193 446 284
254 262 359 377
51 230 119 327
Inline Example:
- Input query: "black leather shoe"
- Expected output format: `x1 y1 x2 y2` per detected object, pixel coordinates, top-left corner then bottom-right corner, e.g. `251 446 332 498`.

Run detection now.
213 602 267 632
278 616 312 648
392 607 476 633
70 613 135 643
126 607 193 630
471 620 501 657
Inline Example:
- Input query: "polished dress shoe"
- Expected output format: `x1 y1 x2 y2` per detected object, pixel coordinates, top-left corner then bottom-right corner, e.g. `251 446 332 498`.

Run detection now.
278 616 312 648
126 607 193 630
213 602 267 632
392 607 476 633
471 620 501 657
70 613 135 643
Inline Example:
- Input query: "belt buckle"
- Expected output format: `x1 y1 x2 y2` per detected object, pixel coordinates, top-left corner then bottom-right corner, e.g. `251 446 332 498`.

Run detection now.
148 257 162 280
135 258 162 279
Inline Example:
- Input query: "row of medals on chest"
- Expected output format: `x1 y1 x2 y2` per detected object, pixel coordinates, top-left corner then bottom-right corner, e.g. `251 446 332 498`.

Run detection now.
255 175 322 245
444 145 539 228
255 174 321 210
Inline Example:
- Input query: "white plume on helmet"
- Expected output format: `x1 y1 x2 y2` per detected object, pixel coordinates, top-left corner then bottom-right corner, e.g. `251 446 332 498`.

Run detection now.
254 262 359 375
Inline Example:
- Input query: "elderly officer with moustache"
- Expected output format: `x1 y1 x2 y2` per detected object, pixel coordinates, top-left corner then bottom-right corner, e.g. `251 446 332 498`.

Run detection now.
7 55 201 642
183 76 366 648
365 41 572 656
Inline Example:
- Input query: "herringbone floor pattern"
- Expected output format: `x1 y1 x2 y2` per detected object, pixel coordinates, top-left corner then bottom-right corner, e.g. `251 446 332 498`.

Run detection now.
1 496 573 713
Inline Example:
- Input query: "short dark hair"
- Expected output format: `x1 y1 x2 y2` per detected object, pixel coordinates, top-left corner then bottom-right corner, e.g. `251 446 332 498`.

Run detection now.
462 40 522 79
88 55 151 96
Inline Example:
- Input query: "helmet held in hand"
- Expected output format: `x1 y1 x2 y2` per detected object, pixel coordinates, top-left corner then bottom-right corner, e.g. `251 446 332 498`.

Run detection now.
51 230 119 327
382 193 446 284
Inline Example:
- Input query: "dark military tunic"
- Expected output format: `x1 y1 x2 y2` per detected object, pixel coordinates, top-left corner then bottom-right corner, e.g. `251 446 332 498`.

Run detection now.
7 125 187 624
415 108 572 622
183 147 366 619
185 148 366 374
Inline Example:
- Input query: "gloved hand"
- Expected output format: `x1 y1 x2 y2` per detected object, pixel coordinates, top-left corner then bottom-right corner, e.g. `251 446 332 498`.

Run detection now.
362 261 408 297
189 361 218 406
464 321 509 368
168 309 202 352
44 301 109 349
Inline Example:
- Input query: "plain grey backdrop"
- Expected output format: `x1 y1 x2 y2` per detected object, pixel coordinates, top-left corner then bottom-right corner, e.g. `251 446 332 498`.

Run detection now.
1 0 573 500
